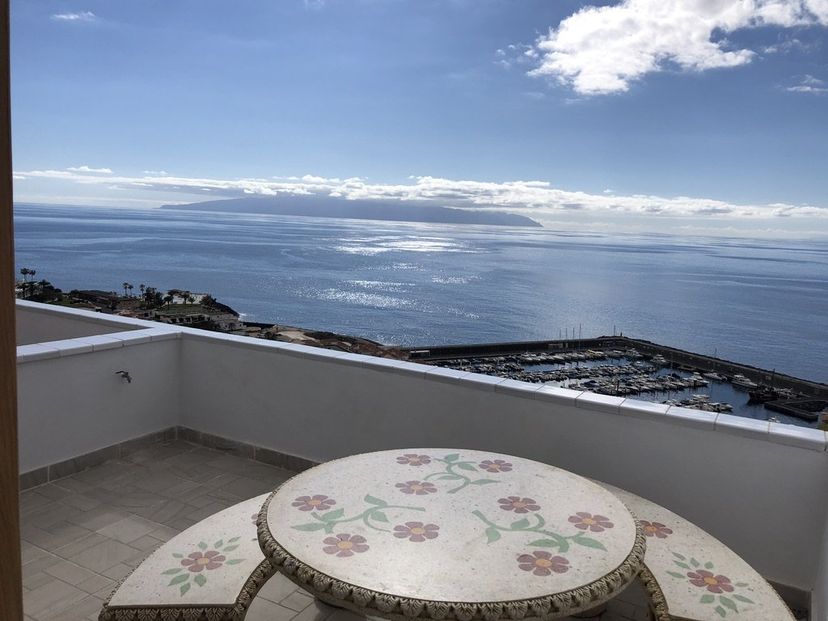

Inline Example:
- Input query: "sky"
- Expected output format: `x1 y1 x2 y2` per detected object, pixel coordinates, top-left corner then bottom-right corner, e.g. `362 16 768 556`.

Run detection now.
10 0 828 237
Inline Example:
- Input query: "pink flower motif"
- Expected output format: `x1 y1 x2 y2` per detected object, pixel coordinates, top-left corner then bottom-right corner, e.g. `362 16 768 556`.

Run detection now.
479 459 513 473
396 454 431 466
292 495 336 512
687 570 734 594
393 522 440 542
517 551 569 576
568 512 614 532
395 480 438 495
180 550 226 572
641 520 673 539
322 534 369 557
498 496 540 513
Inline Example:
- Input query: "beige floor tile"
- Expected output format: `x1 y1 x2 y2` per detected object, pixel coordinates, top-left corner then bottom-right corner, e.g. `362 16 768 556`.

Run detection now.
281 590 315 612
23 578 87 619
101 563 133 580
43 559 98 586
257 572 303 604
291 599 336 621
38 595 105 621
75 573 115 595
69 539 141 573
53 532 109 558
245 596 299 621
21 541 52 565
96 515 160 544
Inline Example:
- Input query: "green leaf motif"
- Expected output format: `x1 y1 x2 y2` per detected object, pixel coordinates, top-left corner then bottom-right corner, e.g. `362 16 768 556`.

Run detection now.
162 568 183 575
672 552 687 560
485 526 501 543
720 596 738 612
223 545 239 552
674 561 690 570
172 553 183 559
666 571 685 579
372 511 389 522
714 605 726 618
198 541 208 550
225 559 244 565
214 539 223 549
528 539 558 548
443 454 460 462
293 522 328 531
194 574 207 587
732 594 754 604
456 463 477 472
180 582 191 596
168 574 189 586
364 495 387 507
705 561 714 569
735 582 749 588
572 537 606 551
469 479 497 485
320 508 344 522
228 537 240 543
437 474 460 480
700 594 715 604
511 518 530 529
690 558 700 568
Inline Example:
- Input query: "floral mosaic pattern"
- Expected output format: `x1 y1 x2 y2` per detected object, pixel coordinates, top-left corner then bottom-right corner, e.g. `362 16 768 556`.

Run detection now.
473 501 611 554
292 495 336 512
162 538 245 596
323 534 369 557
568 512 614 533
291 494 426 534
498 497 540 513
393 522 440 542
395 481 438 495
402 453 507 494
396 454 431 466
517 551 570 576
666 553 753 618
479 459 513 473
640 520 673 539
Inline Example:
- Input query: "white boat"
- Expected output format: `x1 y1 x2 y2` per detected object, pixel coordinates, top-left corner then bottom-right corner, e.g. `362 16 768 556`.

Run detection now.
731 374 758 390
703 372 727 381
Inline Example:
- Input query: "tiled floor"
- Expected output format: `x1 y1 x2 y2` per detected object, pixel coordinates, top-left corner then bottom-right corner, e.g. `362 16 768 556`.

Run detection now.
19 439 651 621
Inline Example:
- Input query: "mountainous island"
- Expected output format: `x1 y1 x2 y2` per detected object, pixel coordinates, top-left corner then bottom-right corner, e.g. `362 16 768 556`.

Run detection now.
161 195 542 228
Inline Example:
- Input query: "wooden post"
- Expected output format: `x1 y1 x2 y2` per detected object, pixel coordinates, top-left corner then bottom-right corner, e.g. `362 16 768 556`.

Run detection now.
0 0 23 618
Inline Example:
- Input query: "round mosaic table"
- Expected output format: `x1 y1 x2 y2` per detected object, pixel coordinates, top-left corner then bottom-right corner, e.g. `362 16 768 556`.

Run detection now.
257 449 645 620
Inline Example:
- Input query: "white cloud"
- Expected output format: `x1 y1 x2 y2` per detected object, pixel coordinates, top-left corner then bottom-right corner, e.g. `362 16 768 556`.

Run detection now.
12 167 827 223
143 170 169 175
529 0 828 95
51 11 96 22
67 165 113 174
785 73 828 92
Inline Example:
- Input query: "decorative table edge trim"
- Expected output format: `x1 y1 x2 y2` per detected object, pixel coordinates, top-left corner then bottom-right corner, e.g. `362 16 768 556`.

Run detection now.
638 565 670 621
257 489 647 620
98 557 276 621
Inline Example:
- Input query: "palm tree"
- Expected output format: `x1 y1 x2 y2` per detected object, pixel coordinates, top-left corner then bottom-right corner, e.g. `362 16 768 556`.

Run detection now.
127 284 134 297
139 283 146 298
122 282 130 297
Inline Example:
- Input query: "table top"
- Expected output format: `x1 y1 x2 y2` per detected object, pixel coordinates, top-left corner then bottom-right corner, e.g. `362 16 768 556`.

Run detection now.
258 449 645 620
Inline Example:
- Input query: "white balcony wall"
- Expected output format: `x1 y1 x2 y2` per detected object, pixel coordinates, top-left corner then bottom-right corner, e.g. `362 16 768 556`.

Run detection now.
179 331 827 594
816 517 828 621
16 299 155 345
17 333 180 472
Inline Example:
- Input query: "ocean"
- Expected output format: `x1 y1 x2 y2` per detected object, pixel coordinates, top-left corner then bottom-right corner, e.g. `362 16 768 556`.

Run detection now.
13 203 828 385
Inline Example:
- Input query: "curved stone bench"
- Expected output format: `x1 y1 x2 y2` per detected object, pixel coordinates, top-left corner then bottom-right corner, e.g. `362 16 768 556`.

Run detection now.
601 483 795 621
99 493 274 621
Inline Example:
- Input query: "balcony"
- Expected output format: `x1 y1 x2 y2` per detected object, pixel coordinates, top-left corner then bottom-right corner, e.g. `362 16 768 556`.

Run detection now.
15 300 827 620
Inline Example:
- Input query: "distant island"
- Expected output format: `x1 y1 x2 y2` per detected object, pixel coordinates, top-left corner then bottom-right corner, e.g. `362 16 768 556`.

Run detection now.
161 196 542 228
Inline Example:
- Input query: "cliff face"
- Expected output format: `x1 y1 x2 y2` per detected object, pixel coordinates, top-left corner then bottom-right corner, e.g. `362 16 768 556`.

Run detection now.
161 196 542 228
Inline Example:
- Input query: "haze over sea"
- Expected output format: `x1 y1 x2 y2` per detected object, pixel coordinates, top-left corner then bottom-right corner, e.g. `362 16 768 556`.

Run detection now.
14 203 828 383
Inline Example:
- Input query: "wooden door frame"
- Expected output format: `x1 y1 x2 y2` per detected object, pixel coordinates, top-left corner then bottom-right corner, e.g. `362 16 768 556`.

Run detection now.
0 0 23 618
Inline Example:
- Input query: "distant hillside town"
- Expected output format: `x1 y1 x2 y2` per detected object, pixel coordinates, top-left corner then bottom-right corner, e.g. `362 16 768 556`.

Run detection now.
14 268 399 358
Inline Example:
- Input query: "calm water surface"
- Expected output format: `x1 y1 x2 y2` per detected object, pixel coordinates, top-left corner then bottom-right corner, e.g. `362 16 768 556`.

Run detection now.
14 204 828 384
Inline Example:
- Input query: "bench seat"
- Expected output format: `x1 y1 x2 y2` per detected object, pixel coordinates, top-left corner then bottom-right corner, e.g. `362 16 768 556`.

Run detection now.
602 484 796 621
99 493 274 621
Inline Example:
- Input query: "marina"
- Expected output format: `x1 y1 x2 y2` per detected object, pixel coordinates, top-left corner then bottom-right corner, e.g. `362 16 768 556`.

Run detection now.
408 337 828 428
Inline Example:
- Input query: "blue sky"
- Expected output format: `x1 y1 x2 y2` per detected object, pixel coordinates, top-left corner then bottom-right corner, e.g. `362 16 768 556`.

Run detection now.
10 0 828 236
